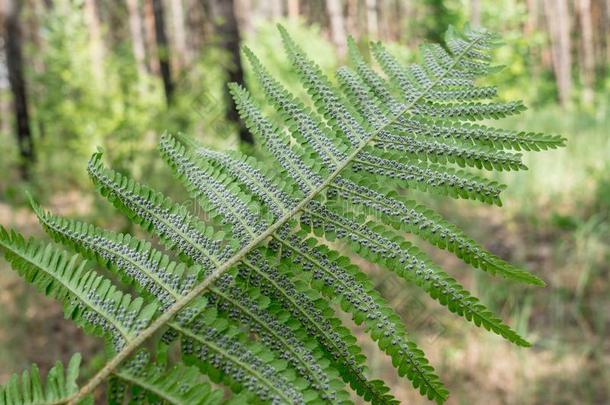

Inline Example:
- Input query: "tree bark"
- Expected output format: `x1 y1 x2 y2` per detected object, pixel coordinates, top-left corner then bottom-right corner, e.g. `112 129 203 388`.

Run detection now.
84 0 105 82
577 0 595 104
234 0 253 37
143 0 160 74
2 0 35 179
152 0 174 104
365 0 379 39
263 0 282 19
127 0 147 76
326 0 347 57
543 0 572 108
209 0 253 144
169 0 188 70
470 0 481 28
346 0 359 37
287 0 299 20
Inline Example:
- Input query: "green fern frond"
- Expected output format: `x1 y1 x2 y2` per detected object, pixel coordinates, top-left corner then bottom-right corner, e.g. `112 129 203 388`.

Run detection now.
180 137 448 400
0 227 157 352
32 204 340 400
110 351 227 405
0 354 87 405
0 24 566 405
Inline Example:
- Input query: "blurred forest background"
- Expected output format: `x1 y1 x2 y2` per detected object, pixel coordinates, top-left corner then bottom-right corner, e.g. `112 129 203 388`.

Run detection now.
0 0 608 404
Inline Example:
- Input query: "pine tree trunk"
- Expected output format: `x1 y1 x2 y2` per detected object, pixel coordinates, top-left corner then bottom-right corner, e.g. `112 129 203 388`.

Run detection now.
263 0 282 19
152 0 174 105
326 0 347 57
143 0 160 74
544 0 572 108
470 0 481 27
84 0 105 82
185 0 208 58
346 0 359 37
234 0 253 37
287 0 299 20
3 0 35 179
577 0 595 104
366 0 379 39
127 0 147 76
209 0 253 144
169 0 188 70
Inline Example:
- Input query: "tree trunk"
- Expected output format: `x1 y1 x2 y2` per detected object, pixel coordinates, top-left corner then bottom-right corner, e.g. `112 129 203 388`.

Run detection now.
127 0 147 76
577 0 595 104
234 0 253 37
2 0 35 179
287 0 299 20
184 0 209 59
263 0 282 19
169 0 188 70
470 0 481 28
365 0 379 39
143 0 160 74
326 0 347 57
84 0 105 82
209 0 253 144
346 0 359 37
543 0 572 108
152 0 174 105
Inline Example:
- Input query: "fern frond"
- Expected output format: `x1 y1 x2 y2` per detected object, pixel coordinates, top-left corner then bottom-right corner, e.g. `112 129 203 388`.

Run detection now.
328 175 544 286
0 354 86 405
110 351 227 405
0 227 157 351
181 137 447 401
33 205 339 400
389 117 566 151
0 24 565 405
301 201 530 346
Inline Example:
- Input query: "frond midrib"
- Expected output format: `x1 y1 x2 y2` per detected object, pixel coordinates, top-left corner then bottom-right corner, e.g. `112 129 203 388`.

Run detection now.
66 33 484 404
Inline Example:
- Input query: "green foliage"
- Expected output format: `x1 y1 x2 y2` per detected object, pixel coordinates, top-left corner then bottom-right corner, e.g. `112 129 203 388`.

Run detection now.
0 25 564 404
0 354 87 405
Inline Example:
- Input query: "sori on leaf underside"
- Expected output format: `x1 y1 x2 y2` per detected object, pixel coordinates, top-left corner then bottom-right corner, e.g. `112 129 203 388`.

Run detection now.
0 24 565 405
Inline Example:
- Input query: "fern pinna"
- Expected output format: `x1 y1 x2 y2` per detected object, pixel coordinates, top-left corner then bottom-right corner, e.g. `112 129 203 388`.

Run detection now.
0 25 565 404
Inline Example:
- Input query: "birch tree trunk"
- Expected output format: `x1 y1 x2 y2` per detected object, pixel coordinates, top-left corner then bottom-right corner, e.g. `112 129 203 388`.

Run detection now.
544 0 572 108
127 0 147 76
209 0 253 144
577 0 595 104
2 0 35 179
326 0 347 57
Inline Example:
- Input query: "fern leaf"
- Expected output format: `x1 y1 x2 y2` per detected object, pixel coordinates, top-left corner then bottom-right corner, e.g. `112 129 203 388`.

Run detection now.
180 136 447 401
0 354 88 405
301 201 530 347
351 152 506 205
33 205 339 400
329 175 544 286
0 227 157 351
336 66 526 171
0 24 566 405
110 351 226 405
